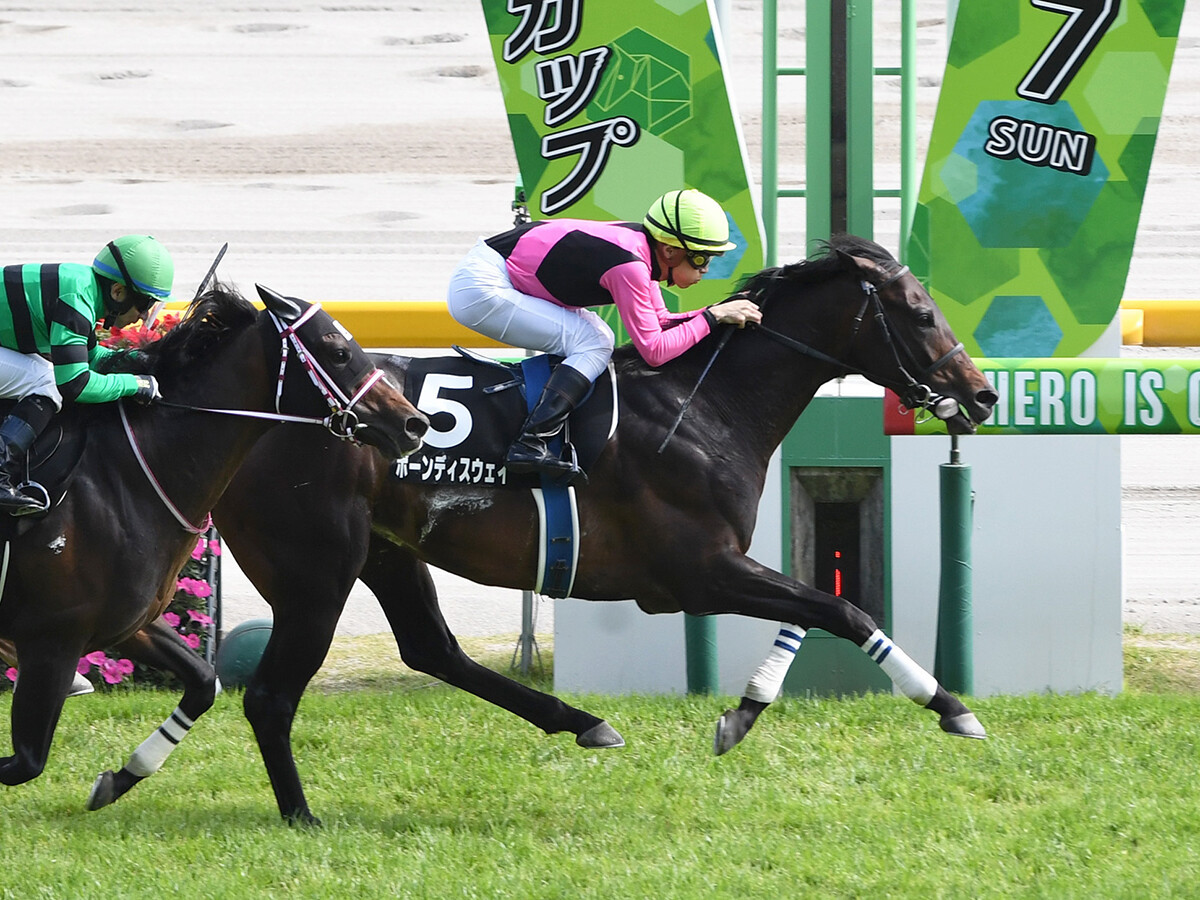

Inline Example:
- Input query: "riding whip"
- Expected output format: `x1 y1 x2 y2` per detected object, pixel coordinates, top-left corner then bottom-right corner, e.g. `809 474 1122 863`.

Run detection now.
657 324 735 454
193 242 229 300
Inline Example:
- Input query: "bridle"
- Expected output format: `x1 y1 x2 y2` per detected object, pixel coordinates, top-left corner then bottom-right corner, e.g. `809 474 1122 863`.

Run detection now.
751 265 965 419
156 301 384 440
658 263 964 453
120 301 385 533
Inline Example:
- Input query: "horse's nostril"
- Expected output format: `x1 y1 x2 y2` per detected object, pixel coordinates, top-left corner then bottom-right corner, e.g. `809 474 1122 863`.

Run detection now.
977 389 999 408
408 415 430 439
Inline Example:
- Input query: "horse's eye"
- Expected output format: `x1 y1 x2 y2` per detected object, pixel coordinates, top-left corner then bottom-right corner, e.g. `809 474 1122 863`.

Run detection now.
916 309 936 328
322 332 353 364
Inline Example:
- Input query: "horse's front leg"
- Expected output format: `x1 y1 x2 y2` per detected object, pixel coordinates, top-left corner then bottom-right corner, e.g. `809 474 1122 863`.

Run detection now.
241 596 345 827
87 618 220 810
714 623 805 755
0 645 79 785
685 554 986 753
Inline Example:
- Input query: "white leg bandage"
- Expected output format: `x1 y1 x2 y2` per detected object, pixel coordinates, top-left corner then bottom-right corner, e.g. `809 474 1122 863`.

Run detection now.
126 706 194 777
861 629 938 706
744 625 806 703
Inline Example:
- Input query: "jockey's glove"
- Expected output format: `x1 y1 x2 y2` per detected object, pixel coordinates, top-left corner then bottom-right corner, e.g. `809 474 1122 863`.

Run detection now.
133 375 162 405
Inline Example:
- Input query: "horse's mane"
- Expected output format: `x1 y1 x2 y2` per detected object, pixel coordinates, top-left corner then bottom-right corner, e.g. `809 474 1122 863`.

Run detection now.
612 233 898 374
739 233 897 299
101 282 259 378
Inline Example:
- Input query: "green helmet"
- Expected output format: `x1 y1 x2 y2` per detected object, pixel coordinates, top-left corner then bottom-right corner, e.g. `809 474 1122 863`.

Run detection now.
643 189 736 256
92 235 174 312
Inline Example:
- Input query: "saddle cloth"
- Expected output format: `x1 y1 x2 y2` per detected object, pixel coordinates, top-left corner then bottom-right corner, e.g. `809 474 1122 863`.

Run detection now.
390 350 617 489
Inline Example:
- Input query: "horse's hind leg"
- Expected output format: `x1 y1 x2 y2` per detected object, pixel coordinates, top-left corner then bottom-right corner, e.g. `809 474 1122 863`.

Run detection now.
360 536 623 749
87 618 220 810
0 644 79 785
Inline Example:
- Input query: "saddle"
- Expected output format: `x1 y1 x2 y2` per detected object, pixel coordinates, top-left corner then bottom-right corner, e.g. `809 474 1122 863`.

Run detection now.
389 349 617 489
0 401 89 540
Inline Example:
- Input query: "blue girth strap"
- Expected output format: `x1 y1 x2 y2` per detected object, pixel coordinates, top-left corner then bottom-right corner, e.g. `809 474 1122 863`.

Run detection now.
520 356 578 598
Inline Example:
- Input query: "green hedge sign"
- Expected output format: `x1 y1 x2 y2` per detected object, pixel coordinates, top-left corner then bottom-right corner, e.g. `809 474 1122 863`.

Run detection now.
908 0 1185 359
479 0 763 321
886 359 1200 436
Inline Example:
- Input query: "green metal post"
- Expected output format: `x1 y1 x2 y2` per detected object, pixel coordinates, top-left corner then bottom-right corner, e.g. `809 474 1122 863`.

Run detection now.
846 0 874 238
805 1 832 244
685 614 719 693
900 0 917 248
762 0 779 266
934 436 974 693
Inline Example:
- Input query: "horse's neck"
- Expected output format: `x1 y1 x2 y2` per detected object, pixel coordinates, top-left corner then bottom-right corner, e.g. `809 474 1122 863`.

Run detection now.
708 340 839 458
124 321 279 526
720 278 867 453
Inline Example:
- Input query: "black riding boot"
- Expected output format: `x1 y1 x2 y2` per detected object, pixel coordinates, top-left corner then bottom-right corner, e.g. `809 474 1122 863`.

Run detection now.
505 365 593 485
0 395 56 515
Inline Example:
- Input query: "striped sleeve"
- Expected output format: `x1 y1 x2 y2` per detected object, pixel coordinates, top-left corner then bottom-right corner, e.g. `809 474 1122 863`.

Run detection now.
48 293 137 404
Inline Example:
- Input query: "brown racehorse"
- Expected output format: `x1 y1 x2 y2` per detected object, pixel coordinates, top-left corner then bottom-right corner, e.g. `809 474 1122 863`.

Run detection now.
0 284 427 807
143 237 997 825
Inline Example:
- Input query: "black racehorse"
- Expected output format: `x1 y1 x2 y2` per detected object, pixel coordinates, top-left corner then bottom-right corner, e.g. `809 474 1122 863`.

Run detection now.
0 283 427 807
147 237 997 824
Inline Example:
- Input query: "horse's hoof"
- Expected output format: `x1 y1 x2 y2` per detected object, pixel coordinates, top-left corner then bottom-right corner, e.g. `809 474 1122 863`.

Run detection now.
714 709 751 756
87 771 116 811
284 810 323 828
940 711 987 740
576 721 624 748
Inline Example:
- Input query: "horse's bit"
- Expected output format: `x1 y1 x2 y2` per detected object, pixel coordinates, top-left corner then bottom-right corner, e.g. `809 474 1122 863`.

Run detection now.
753 265 965 422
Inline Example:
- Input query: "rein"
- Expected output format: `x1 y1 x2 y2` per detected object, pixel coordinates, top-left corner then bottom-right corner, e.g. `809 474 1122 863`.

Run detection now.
658 264 964 451
751 265 964 414
121 300 384 533
119 400 211 535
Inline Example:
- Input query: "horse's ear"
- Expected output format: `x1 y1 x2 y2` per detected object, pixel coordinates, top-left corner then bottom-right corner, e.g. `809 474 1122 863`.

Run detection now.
836 250 887 282
256 284 305 322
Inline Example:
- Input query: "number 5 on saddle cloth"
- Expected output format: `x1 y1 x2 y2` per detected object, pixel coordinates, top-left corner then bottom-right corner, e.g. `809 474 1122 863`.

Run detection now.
392 349 617 597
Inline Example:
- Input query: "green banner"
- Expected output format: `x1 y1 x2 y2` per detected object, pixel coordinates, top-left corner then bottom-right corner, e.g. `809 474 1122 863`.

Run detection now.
885 359 1200 436
907 0 1185 359
479 0 764 327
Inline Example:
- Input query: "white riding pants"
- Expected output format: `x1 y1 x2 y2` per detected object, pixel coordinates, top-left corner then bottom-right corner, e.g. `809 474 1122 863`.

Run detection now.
0 347 63 410
446 239 615 383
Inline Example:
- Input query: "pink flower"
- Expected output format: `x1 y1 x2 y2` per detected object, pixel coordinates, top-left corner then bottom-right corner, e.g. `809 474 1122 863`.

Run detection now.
76 659 91 675
177 577 208 598
191 539 206 560
187 609 214 627
4 667 15 683
98 657 134 685
208 538 221 557
163 611 181 629
85 650 108 666
180 577 212 599
183 633 201 650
